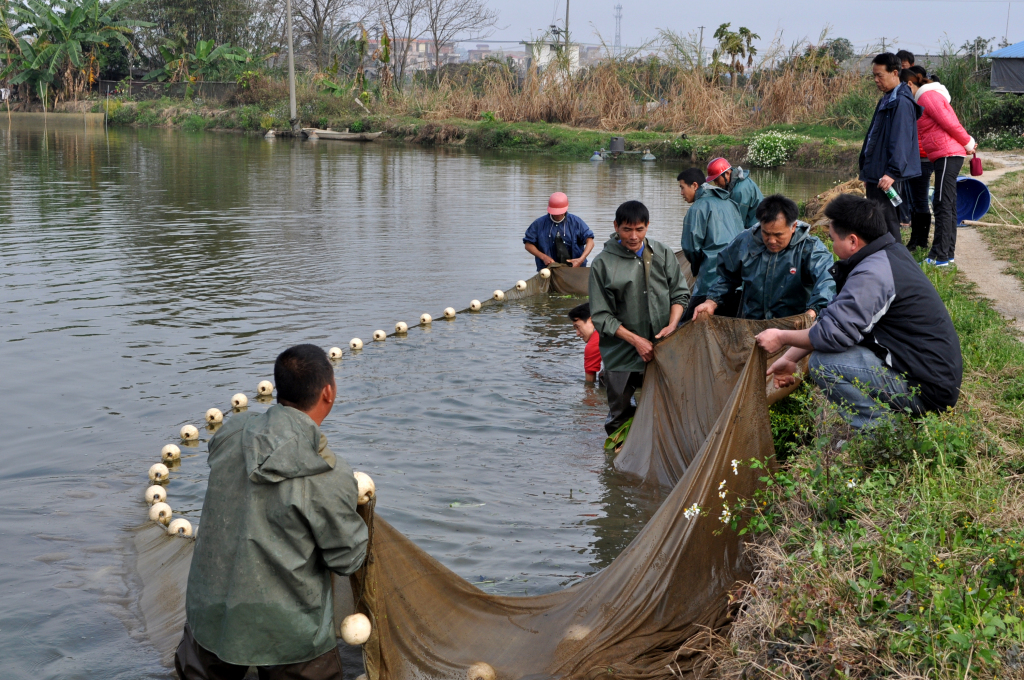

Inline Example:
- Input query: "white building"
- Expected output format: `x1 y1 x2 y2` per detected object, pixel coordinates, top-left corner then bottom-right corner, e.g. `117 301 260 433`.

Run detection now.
521 41 581 74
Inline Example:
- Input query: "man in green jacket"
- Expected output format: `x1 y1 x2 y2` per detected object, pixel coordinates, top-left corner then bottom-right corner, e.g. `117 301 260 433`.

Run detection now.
177 344 368 680
678 167 745 321
693 194 836 322
707 157 764 229
589 200 690 435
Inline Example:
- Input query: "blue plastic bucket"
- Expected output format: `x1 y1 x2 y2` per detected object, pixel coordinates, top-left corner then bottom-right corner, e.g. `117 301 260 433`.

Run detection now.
956 176 991 225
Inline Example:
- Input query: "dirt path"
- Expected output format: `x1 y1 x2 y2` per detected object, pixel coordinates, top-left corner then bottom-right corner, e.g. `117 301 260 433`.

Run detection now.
951 152 1024 333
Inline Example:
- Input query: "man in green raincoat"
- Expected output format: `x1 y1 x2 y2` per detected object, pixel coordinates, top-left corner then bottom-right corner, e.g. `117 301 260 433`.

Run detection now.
177 344 368 680
678 167 745 321
589 200 690 435
693 194 836 322
707 156 764 229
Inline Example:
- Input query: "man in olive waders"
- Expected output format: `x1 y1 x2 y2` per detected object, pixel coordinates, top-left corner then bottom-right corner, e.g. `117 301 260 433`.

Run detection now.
589 200 690 435
176 344 368 680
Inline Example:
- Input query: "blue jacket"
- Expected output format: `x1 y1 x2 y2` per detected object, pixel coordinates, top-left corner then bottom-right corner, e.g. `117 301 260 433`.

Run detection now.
708 221 835 320
859 83 923 184
727 167 764 229
680 184 745 296
523 213 594 270
809 233 962 411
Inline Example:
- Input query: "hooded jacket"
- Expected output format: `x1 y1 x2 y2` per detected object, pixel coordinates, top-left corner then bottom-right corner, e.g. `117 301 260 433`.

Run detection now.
915 82 974 163
707 221 835 320
589 236 691 373
186 405 368 666
680 184 745 296
859 82 923 184
808 233 962 411
726 167 764 229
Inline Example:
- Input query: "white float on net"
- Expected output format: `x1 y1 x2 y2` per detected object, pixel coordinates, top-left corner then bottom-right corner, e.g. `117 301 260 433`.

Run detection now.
257 380 274 396
145 485 167 505
444 307 456 319
540 268 551 279
372 330 386 342
232 393 248 408
467 662 496 680
205 408 223 424
149 463 169 483
167 518 193 537
350 338 364 350
161 444 181 463
470 300 482 311
493 290 505 301
149 502 172 525
420 313 432 324
395 321 408 333
353 471 375 505
329 347 343 360
180 424 199 441
340 613 372 645
515 280 527 291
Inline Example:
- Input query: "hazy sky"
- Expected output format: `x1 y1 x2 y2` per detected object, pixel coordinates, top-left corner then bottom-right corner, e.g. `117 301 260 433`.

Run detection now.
454 0 1019 57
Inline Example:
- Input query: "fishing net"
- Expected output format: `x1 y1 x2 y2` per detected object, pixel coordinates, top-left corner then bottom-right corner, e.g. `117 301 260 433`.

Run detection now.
338 315 809 680
131 265 809 679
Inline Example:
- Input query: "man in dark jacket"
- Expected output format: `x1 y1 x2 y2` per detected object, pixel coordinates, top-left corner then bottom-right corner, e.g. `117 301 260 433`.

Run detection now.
693 194 835 321
756 194 962 429
589 200 690 434
859 52 923 244
177 344 368 679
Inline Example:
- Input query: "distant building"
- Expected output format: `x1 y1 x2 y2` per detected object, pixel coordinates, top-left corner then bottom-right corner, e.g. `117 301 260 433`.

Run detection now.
984 41 1024 92
581 46 604 66
466 44 527 67
521 41 581 74
367 38 457 73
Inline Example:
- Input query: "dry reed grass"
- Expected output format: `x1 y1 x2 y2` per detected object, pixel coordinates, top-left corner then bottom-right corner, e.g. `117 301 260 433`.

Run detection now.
385 38 863 135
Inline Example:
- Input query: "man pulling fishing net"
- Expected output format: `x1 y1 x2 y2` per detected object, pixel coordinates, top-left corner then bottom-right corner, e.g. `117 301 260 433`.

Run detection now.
176 344 368 680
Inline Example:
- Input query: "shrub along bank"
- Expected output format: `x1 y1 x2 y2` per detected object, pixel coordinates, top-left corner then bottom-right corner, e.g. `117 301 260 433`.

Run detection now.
95 97 863 171
731 264 1024 678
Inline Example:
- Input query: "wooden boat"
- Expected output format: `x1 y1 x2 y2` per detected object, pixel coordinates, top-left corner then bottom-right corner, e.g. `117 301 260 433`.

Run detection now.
302 128 383 141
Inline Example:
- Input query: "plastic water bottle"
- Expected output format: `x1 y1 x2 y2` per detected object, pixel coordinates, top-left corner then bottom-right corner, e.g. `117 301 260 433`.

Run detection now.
884 186 903 207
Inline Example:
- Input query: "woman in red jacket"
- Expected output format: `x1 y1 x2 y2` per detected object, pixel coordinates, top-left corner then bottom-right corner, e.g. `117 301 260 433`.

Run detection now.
902 67 977 266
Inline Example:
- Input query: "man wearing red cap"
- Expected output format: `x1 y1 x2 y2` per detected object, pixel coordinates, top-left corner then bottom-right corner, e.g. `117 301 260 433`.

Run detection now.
706 157 764 229
523 192 595 271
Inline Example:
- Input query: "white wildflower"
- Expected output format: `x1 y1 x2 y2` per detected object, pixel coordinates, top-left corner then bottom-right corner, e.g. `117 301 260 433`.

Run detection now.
719 504 732 524
846 478 857 489
684 503 701 520
731 459 739 475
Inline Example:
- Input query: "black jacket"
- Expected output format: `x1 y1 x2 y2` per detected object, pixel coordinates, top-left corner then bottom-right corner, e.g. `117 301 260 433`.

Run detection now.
808 233 962 411
859 82 923 184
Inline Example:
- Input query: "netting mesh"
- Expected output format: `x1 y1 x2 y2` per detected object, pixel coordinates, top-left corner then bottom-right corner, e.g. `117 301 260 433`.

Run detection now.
132 263 807 679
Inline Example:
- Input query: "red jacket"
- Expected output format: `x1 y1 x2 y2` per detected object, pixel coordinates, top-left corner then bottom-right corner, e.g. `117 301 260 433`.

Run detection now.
915 83 974 162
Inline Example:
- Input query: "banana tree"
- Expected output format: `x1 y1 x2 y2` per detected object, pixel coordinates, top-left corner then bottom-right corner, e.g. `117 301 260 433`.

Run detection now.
1 0 149 103
144 36 252 83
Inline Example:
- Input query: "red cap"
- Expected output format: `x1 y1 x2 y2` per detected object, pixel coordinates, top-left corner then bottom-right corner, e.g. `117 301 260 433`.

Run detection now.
705 157 732 183
547 192 569 215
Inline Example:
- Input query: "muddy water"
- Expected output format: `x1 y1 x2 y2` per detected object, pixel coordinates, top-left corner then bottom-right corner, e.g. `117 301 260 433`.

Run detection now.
0 120 841 679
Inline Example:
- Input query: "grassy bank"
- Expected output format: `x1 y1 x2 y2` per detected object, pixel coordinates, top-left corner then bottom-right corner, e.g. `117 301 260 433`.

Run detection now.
87 96 863 170
716 265 1024 678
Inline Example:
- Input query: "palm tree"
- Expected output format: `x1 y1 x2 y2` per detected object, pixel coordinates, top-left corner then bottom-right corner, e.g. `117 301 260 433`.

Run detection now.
1 0 148 104
712 23 760 89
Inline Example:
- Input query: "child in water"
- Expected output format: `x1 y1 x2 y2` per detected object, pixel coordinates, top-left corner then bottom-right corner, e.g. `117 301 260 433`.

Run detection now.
568 302 602 383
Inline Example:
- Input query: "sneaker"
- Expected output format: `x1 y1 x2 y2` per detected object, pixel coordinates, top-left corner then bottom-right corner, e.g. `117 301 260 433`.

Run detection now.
924 257 953 267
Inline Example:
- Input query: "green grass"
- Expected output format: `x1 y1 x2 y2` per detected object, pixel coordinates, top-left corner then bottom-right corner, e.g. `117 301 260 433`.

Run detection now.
974 170 1024 287
728 266 1024 678
761 122 866 142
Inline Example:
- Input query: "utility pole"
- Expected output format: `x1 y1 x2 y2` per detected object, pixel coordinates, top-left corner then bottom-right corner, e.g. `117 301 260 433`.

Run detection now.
285 0 299 131
614 4 622 57
1006 1 1012 47
698 25 705 68
880 36 886 52
564 0 570 47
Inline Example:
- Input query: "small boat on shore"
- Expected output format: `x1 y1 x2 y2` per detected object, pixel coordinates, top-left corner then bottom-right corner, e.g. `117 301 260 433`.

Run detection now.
302 128 383 141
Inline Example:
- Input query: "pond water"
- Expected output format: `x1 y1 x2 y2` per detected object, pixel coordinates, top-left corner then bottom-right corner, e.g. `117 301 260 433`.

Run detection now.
0 119 842 679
